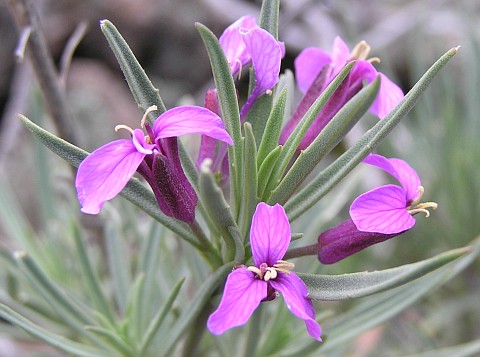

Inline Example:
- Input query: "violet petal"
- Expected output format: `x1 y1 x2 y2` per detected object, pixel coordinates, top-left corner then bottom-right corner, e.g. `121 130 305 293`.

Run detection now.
294 47 331 93
153 106 233 145
350 184 416 234
364 154 421 202
207 268 267 335
369 73 404 119
250 203 291 267
269 273 322 341
75 140 146 214
219 15 257 76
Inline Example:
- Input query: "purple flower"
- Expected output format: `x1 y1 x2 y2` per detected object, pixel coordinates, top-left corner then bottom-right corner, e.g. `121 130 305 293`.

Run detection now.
207 203 322 341
280 37 404 150
75 106 233 223
318 154 437 264
350 154 437 235
219 16 284 118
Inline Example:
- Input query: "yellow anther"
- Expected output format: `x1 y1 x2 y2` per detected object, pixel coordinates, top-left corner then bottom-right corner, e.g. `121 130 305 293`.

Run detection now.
350 40 371 60
411 186 425 206
368 57 381 64
408 202 438 217
141 105 158 128
264 268 277 281
236 59 243 80
114 124 134 134
266 89 273 96
247 266 263 279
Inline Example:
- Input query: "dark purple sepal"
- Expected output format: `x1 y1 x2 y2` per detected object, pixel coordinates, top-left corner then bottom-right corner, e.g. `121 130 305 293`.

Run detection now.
318 219 404 264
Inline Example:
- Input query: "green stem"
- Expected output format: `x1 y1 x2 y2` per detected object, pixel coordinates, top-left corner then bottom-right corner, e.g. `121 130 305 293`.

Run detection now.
189 220 223 268
283 243 319 260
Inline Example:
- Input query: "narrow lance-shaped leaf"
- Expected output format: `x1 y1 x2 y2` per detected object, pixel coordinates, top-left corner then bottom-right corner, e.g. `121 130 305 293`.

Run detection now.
299 246 471 301
0 304 107 357
18 115 197 245
269 76 380 205
286 47 459 220
199 160 244 263
258 146 283 200
160 262 235 356
263 62 355 200
100 19 166 122
239 123 258 240
257 87 287 167
196 23 243 217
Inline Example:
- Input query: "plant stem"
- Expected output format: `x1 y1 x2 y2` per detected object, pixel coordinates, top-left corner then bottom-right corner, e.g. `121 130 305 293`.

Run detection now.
7 0 78 146
190 220 223 268
284 243 319 260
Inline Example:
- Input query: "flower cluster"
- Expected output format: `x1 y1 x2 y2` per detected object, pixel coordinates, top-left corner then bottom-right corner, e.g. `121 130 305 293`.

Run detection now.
74 15 436 342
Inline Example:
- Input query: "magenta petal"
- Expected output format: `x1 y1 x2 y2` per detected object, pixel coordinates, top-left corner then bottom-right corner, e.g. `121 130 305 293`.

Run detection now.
294 47 332 93
153 106 233 145
242 27 282 101
369 73 404 119
75 140 146 214
350 185 416 234
207 268 267 335
219 15 257 76
131 129 154 154
330 36 351 74
250 203 291 266
269 273 322 341
364 154 421 202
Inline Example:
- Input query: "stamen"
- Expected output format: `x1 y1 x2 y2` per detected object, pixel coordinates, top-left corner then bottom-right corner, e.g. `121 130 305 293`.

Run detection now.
350 40 371 60
408 202 438 217
236 59 243 80
141 105 158 128
411 186 425 206
368 57 381 64
265 89 273 96
247 266 263 279
115 124 134 134
264 268 277 281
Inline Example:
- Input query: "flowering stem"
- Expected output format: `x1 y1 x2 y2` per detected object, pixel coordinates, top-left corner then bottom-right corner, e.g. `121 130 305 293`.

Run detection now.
283 243 319 260
189 220 223 268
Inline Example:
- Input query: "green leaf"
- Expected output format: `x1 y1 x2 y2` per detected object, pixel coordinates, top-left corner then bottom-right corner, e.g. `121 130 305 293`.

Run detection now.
239 122 258 240
160 262 235 356
300 246 472 301
18 115 198 246
0 304 109 357
259 0 280 39
195 22 243 217
100 19 166 122
285 47 459 220
257 87 287 168
279 235 480 357
403 339 480 357
263 62 355 201
269 76 381 205
71 223 117 324
199 160 244 263
258 146 283 200
138 278 185 356
85 325 134 356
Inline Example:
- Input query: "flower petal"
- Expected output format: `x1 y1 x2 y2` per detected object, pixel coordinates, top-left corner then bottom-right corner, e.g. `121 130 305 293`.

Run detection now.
153 106 233 145
219 15 257 76
269 273 322 341
369 72 404 118
294 47 332 93
242 27 282 102
207 268 267 335
364 154 421 202
75 140 145 214
350 184 416 234
250 203 291 267
330 36 351 74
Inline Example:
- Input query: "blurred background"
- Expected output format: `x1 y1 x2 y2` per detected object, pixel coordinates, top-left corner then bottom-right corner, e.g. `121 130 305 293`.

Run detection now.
0 0 479 355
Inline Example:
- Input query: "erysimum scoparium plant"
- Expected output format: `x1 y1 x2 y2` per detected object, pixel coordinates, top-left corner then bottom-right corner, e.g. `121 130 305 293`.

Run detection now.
9 0 478 356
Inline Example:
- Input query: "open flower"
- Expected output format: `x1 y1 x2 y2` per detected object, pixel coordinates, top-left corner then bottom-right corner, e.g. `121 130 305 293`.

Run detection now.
350 154 437 234
318 154 437 264
75 106 233 223
219 16 283 118
280 36 404 149
207 203 322 341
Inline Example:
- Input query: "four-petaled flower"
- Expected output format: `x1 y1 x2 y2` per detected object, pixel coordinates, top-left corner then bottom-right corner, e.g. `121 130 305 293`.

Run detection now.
280 36 404 150
75 106 233 223
207 202 322 341
350 153 437 234
318 154 437 264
